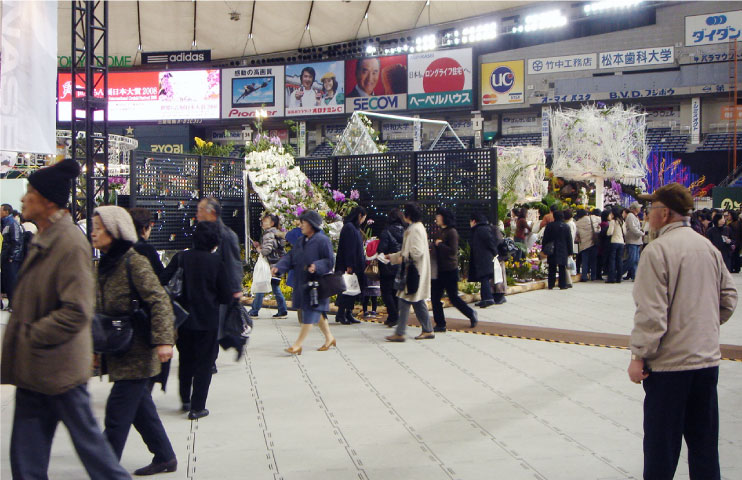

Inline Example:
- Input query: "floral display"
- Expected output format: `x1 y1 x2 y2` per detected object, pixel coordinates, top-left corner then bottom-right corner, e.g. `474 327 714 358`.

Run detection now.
192 135 235 157
332 112 387 156
496 145 547 210
504 244 547 285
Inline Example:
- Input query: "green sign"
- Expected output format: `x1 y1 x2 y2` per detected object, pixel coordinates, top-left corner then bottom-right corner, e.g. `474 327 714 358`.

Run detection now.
57 55 133 68
712 187 742 209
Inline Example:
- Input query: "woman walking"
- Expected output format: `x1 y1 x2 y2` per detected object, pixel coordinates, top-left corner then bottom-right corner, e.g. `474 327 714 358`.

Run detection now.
91 206 177 476
606 206 626 283
541 209 573 290
469 213 499 308
248 214 288 319
272 210 336 354
377 208 405 327
385 203 434 342
431 207 478 332
160 221 230 420
334 206 367 325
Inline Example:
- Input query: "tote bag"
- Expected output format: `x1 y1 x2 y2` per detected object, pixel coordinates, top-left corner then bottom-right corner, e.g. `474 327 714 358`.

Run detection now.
342 273 362 296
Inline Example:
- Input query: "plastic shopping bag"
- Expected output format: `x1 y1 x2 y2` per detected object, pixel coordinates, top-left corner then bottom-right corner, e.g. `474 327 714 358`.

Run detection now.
567 256 577 276
251 255 272 294
493 255 505 285
342 273 362 296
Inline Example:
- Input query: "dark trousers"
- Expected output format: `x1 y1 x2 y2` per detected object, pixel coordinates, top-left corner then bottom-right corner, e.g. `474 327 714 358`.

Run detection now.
547 262 567 289
177 328 220 411
380 275 398 323
431 269 475 329
335 294 357 321
11 385 130 480
580 246 599 281
642 367 720 480
104 378 175 464
479 276 494 303
1 259 20 306
607 243 624 283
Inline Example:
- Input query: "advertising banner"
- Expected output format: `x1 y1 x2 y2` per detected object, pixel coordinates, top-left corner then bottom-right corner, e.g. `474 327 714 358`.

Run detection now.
1 0 57 156
285 61 345 116
345 55 407 112
528 53 597 75
541 107 550 149
691 97 701 144
502 112 539 134
142 50 211 65
58 69 220 122
382 121 413 139
222 65 284 119
686 10 742 46
408 48 473 110
645 106 679 125
481 60 524 106
713 187 742 209
599 46 674 69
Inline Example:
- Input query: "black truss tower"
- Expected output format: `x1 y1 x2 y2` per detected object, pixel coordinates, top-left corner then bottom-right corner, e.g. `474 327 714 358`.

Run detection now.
70 0 109 237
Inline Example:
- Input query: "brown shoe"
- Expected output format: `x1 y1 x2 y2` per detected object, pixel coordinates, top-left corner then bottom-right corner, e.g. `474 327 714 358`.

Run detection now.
385 334 406 342
414 333 435 340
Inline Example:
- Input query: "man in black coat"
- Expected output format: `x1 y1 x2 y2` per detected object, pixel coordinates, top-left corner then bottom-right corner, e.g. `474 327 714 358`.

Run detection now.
468 213 499 308
334 207 367 324
377 210 405 327
542 209 574 290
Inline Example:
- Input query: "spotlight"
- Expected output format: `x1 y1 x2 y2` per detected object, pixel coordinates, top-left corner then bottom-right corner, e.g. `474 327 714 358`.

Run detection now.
584 0 643 15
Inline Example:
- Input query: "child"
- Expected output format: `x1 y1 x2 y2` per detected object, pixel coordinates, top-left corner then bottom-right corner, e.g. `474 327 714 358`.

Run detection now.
362 238 381 318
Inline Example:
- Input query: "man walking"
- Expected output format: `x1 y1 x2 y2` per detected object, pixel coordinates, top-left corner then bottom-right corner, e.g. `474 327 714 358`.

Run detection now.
1 159 131 479
628 183 737 480
1 203 24 309
623 201 643 280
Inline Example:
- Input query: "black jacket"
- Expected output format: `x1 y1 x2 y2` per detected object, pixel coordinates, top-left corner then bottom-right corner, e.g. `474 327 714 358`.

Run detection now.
218 220 243 295
161 249 231 330
542 220 574 266
377 222 405 278
468 223 499 280
706 225 733 270
1 216 24 263
434 226 459 273
335 220 366 288
133 238 164 277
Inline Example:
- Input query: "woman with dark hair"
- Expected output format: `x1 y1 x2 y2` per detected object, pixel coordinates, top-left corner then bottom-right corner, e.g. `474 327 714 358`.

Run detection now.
334 206 367 325
272 211 336 353
706 212 733 271
248 214 288 319
129 208 165 277
160 221 231 420
469 212 500 308
377 208 406 327
431 207 478 331
541 209 573 290
606 206 626 283
728 210 741 273
513 208 530 245
385 202 434 341
597 209 611 280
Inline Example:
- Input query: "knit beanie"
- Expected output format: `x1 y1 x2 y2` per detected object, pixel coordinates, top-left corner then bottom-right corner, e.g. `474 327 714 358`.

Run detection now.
94 205 138 243
27 158 80 207
299 210 323 231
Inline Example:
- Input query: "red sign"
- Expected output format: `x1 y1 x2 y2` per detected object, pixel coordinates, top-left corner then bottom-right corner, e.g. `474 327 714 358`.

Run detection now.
722 106 742 121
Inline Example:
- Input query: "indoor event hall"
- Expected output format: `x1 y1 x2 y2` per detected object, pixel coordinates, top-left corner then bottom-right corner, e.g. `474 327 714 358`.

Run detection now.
1 1 742 479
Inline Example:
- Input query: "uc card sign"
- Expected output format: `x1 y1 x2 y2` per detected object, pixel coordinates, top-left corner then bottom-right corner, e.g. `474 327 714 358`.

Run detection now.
481 60 524 106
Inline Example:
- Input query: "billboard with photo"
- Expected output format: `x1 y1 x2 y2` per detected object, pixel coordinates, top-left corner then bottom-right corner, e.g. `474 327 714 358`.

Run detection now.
481 60 524 107
285 61 345 116
345 55 407 112
407 48 472 110
58 69 220 121
221 65 284 119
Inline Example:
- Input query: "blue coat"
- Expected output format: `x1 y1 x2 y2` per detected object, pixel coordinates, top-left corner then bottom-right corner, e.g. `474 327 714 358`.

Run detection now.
275 231 335 312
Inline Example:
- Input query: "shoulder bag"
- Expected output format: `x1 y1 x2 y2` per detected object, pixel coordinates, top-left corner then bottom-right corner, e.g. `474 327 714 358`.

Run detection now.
164 254 189 329
364 259 380 281
317 271 346 300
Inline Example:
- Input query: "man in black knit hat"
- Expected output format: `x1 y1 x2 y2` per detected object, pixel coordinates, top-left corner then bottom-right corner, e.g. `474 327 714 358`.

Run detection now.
1 159 131 478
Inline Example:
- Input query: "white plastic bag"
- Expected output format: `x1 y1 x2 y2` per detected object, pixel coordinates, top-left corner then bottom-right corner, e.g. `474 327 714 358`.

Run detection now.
251 255 272 294
342 273 361 296
567 256 577 276
493 255 505 285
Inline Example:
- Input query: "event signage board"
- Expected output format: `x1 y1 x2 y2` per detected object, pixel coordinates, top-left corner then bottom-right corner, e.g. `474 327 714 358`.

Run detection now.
691 97 701 144
685 10 742 46
541 107 550 149
382 121 413 139
527 53 597 75
408 48 473 110
285 61 345 117
142 50 211 65
713 187 742 209
481 60 524 106
502 112 539 134
599 46 674 69
58 69 220 122
345 55 407 112
221 65 285 118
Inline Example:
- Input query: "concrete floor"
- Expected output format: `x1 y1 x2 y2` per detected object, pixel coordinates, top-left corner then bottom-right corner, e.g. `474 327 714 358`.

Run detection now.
1 279 741 479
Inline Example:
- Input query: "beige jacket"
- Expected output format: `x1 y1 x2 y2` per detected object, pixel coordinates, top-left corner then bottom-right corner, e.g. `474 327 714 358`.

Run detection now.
630 221 737 372
575 215 600 251
389 221 431 303
607 219 626 244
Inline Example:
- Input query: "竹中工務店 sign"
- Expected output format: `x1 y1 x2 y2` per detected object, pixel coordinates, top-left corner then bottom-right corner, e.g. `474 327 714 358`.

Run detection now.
528 53 597 75
221 66 285 119
481 60 524 106
408 48 473 110
345 55 407 112
686 10 742 46
599 46 674 69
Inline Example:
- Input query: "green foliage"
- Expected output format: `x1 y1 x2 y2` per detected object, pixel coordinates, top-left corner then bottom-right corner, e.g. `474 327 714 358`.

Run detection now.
192 135 235 157
458 241 471 279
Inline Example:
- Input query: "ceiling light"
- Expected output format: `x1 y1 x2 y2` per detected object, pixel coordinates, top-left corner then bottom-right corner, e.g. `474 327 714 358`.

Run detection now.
584 0 643 15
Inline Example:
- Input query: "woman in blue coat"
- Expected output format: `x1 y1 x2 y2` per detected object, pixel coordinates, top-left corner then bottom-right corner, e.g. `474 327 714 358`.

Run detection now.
273 210 336 354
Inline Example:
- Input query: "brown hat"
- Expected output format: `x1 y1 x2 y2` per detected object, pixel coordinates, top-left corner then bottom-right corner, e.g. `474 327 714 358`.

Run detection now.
637 183 694 216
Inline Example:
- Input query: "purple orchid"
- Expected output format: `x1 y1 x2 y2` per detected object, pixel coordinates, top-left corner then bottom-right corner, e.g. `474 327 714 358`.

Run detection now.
349 189 360 200
332 190 346 203
279 166 288 176
305 178 312 186
326 211 337 220
294 205 306 216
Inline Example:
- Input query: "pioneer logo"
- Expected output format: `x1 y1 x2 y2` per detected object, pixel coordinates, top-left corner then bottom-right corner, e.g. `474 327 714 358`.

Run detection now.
142 50 211 65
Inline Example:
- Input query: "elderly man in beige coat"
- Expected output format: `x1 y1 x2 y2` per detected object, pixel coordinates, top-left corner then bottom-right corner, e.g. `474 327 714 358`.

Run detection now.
385 202 434 342
1 159 131 479
629 183 737 480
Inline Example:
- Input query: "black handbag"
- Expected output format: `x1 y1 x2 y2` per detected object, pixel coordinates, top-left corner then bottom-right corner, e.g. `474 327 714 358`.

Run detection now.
219 299 252 360
92 255 150 355
542 241 555 256
317 272 346 300
393 258 420 294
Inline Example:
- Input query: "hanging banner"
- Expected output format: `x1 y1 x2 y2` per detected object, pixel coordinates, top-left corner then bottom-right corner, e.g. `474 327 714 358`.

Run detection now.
345 55 407 112
541 107 550 149
1 1 57 155
408 48 473 110
298 121 306 157
481 60 525 106
285 61 345 116
686 10 742 46
691 97 701 145
599 46 674 69
221 65 284 119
